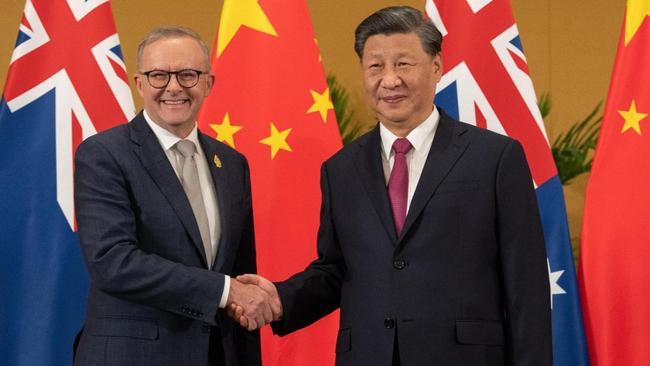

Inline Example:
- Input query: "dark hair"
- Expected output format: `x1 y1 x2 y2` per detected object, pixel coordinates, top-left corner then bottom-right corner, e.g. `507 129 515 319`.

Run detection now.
354 6 442 59
136 26 211 71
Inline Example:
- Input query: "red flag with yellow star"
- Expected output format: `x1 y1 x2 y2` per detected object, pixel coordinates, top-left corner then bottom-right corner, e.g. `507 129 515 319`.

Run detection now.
578 1 650 365
198 0 340 364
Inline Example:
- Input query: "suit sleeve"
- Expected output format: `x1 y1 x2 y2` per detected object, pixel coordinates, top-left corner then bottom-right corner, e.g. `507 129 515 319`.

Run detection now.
495 139 552 366
229 157 262 365
74 136 225 326
271 163 345 335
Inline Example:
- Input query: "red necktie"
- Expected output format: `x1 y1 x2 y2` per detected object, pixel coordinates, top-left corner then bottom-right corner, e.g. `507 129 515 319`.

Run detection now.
388 138 412 236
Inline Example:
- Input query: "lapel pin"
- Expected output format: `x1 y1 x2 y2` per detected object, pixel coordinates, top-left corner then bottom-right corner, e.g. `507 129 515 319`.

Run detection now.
213 154 222 168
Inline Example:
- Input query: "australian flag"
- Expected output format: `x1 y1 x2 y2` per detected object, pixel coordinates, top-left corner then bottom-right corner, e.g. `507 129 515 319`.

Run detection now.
0 0 134 364
425 1 589 365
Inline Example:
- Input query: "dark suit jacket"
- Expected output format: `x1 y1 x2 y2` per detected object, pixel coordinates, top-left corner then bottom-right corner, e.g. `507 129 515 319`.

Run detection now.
272 110 552 366
73 113 260 366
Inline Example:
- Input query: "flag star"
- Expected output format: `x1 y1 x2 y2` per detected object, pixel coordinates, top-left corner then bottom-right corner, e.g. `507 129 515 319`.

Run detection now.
624 1 650 46
259 122 292 159
619 100 648 135
547 259 567 310
216 0 278 58
307 88 334 123
210 113 243 148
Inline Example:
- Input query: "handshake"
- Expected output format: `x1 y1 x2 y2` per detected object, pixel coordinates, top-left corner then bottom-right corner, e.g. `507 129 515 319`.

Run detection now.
226 274 282 331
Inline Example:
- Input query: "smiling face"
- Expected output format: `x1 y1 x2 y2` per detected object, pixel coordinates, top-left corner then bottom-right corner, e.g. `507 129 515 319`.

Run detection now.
361 32 442 136
134 36 213 138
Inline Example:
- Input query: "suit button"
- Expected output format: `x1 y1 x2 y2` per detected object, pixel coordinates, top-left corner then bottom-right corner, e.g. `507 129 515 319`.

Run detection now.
393 259 406 270
384 318 395 329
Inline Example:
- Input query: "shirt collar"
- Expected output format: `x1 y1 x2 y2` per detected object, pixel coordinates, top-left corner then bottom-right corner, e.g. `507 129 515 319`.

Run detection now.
379 106 440 158
142 110 200 152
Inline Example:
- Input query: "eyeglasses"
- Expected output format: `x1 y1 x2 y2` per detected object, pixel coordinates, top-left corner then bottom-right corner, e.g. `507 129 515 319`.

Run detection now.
140 69 206 89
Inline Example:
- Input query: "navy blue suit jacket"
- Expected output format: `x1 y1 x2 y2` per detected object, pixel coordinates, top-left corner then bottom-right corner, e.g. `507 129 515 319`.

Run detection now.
73 113 260 366
272 111 552 366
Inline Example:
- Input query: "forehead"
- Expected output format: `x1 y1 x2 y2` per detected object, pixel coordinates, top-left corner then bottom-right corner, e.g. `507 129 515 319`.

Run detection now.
362 32 426 59
140 37 205 69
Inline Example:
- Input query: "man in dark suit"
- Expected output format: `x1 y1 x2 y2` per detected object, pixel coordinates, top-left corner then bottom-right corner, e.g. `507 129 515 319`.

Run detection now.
234 6 551 366
73 26 278 366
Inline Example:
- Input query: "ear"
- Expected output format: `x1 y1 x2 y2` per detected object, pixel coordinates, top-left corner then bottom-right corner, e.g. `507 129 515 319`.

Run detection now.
432 53 443 82
205 74 215 96
134 73 145 98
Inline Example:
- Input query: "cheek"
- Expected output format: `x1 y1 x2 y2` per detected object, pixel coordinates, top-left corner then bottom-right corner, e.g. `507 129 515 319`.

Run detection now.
423 65 440 84
410 71 436 93
192 87 208 101
363 86 377 105
412 84 436 106
143 89 165 105
363 77 379 96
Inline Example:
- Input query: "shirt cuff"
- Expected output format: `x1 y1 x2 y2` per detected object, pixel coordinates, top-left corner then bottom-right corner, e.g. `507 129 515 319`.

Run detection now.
218 275 230 308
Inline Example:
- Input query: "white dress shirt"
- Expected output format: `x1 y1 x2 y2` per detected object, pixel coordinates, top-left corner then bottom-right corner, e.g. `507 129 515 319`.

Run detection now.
143 110 230 308
380 107 440 213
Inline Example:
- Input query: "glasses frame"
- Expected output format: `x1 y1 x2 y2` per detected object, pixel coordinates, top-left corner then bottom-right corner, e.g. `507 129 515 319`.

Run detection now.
141 69 206 89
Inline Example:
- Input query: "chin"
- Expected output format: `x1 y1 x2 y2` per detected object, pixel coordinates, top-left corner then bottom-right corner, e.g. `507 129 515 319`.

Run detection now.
160 112 191 123
380 111 410 124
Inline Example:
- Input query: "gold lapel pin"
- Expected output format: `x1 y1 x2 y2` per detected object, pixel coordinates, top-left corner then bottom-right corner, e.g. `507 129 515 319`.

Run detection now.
213 154 222 168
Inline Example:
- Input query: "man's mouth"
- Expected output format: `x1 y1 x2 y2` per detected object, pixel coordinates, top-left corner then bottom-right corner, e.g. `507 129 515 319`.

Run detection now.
161 99 189 106
380 95 406 104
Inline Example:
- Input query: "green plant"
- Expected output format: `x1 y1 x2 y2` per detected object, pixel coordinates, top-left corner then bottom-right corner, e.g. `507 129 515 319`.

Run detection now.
327 73 363 145
540 94 602 263
550 101 602 185
538 92 551 119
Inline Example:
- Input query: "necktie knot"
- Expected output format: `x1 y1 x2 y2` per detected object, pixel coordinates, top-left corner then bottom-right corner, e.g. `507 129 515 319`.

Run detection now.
392 138 412 155
175 140 196 158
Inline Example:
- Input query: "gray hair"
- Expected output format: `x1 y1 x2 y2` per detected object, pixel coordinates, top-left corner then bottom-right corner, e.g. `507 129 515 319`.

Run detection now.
136 26 211 71
354 6 442 59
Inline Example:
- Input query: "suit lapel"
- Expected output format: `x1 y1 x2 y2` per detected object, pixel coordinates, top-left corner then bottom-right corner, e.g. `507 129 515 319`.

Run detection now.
353 126 399 243
398 113 470 243
198 133 231 272
129 114 209 267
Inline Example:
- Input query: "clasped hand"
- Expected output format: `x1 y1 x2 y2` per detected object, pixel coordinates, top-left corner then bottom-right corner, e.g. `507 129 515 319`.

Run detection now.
226 274 282 331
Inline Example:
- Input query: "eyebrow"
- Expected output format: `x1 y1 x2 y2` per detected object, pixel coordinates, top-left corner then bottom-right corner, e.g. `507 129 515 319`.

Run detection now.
365 51 414 59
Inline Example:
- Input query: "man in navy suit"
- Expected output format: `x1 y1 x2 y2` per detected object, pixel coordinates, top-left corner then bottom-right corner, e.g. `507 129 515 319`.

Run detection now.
234 6 551 366
73 26 278 366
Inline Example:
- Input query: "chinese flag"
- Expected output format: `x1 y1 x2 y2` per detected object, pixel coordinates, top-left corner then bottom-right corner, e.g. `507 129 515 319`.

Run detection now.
198 0 341 365
579 1 650 365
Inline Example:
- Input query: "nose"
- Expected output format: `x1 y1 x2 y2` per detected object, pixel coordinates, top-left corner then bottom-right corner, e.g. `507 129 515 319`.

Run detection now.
380 66 402 89
165 74 183 92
